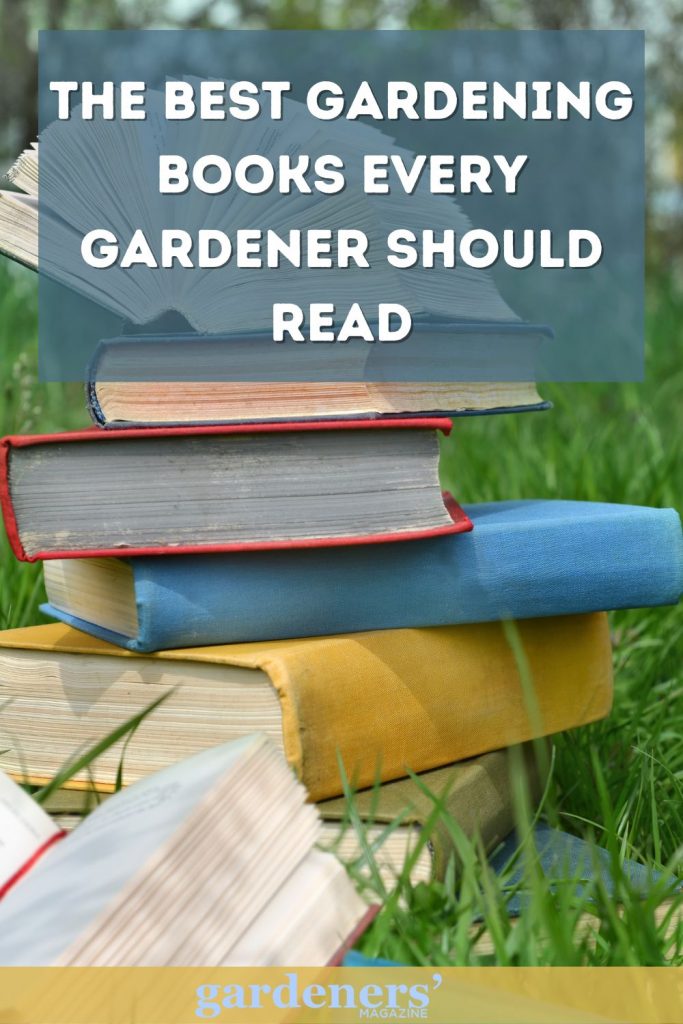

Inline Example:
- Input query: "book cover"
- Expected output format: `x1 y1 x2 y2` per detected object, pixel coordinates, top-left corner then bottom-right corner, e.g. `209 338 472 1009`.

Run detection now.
0 417 471 561
0 614 613 802
319 746 545 882
41 500 683 652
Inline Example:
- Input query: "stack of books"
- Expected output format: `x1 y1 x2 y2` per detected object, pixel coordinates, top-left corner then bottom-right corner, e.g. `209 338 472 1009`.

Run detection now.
0 141 682 965
0 402 681 898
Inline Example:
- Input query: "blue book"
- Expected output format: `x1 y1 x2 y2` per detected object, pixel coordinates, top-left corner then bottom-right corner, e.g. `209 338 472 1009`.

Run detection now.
42 499 683 653
488 824 676 913
341 824 679 966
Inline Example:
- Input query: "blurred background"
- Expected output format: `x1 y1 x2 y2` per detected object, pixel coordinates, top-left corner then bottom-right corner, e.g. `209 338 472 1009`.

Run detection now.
0 0 681 273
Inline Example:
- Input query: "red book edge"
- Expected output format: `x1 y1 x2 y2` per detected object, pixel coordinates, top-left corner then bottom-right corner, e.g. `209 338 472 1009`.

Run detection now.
0 435 23 560
1 424 471 563
1 417 454 447
0 841 378 967
0 830 67 901
328 904 381 967
0 829 377 968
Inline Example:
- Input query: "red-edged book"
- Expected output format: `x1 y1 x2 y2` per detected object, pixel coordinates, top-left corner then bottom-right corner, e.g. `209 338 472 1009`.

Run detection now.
0 418 471 562
0 736 378 966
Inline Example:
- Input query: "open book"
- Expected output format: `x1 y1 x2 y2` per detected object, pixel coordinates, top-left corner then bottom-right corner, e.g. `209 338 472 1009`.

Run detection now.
2 107 517 330
0 100 548 421
0 736 372 965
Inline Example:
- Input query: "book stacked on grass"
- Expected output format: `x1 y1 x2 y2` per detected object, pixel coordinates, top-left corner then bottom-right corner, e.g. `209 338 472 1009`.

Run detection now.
0 490 680 833
1 135 551 422
1 136 683 964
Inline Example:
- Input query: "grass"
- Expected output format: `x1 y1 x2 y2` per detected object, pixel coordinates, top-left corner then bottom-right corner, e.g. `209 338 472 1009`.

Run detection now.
0 259 681 966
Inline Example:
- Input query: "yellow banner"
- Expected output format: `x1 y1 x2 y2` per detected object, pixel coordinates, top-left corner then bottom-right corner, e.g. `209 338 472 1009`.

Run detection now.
0 967 682 1024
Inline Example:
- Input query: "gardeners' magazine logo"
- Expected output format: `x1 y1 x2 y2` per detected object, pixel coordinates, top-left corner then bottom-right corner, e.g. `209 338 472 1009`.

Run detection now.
195 972 443 1019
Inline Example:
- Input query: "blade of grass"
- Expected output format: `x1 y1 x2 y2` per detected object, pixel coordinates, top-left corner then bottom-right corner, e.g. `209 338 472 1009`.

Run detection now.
33 689 174 805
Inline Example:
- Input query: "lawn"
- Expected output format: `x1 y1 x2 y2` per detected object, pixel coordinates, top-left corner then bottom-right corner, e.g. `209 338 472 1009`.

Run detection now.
0 259 681 965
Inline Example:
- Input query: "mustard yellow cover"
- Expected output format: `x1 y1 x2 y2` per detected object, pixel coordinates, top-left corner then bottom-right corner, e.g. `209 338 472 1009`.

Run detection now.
0 615 612 802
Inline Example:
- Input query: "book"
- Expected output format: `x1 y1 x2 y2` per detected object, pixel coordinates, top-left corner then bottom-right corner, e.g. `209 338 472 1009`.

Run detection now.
0 735 373 966
488 824 677 914
2 127 518 331
86 327 550 427
0 614 613 802
0 418 470 561
49 747 546 887
343 825 682 964
318 746 545 886
3 135 548 421
40 499 683 652
481 828 682 956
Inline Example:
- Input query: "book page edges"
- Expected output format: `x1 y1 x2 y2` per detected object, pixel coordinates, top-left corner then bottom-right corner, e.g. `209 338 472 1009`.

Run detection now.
0 616 613 802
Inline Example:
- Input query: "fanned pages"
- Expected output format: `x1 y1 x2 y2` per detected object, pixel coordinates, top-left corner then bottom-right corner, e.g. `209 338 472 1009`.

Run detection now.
3 128 549 422
6 142 38 197
1 104 518 330
0 737 371 965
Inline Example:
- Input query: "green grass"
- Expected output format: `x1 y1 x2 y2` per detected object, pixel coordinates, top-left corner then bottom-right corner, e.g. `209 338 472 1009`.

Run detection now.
0 259 681 965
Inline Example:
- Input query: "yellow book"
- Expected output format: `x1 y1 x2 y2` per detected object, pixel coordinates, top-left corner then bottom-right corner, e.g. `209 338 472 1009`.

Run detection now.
0 615 612 802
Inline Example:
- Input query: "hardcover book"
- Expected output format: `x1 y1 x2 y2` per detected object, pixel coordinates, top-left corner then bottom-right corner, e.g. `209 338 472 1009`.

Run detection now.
0 615 613 802
1 133 517 330
86 328 549 426
0 418 470 561
50 748 546 888
318 746 545 886
0 736 373 966
2 141 548 421
40 500 683 651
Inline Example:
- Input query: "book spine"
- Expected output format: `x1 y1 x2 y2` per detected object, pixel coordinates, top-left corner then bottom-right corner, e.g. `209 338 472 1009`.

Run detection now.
0 438 28 561
85 381 107 427
90 505 683 652
267 613 613 802
429 744 544 879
